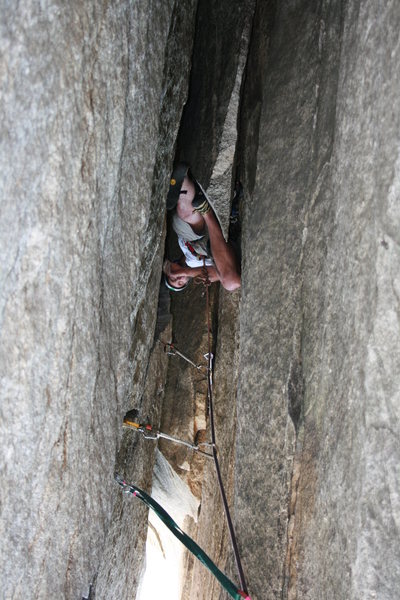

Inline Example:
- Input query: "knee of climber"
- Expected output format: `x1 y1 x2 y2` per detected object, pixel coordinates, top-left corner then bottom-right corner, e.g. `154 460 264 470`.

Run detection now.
221 272 241 291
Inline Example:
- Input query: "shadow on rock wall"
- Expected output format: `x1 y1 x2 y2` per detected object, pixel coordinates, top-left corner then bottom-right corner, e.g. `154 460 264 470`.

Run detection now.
0 1 196 599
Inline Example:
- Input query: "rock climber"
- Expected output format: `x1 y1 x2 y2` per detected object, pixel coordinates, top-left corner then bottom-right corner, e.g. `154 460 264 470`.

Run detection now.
164 163 241 292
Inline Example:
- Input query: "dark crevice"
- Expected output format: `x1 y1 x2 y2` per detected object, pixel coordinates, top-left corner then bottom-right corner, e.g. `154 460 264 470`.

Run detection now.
236 0 277 198
287 358 304 433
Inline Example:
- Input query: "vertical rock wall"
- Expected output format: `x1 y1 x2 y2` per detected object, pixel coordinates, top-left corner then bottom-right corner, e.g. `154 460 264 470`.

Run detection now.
0 1 196 598
287 2 400 598
237 1 400 599
2 1 399 599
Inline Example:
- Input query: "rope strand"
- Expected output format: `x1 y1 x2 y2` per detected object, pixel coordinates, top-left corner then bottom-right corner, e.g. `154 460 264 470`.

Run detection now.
203 258 249 596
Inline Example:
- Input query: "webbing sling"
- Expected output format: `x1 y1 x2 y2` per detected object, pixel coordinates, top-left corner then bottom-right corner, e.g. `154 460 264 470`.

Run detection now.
115 474 250 600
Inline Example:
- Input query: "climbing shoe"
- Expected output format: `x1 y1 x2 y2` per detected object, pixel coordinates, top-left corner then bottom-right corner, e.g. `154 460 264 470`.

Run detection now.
191 180 210 214
167 162 190 211
192 198 210 214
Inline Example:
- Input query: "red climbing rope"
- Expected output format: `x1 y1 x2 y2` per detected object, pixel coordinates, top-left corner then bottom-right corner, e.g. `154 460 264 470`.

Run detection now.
202 258 249 597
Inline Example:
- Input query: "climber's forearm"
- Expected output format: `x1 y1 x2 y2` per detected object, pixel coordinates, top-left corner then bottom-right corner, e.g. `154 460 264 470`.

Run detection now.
184 265 219 282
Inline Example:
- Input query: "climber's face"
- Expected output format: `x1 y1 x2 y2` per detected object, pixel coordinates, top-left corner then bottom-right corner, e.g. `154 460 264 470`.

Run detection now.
167 272 189 289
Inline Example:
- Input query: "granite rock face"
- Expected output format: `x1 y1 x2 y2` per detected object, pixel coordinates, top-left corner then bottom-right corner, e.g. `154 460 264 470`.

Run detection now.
0 1 196 598
1 1 399 599
237 1 400 599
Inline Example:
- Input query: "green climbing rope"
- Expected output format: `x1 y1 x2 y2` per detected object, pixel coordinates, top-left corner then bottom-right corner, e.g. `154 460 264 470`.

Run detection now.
115 474 250 600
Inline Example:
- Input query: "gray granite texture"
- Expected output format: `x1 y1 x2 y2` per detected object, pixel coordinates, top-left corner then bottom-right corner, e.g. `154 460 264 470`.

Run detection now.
2 0 399 599
0 1 196 598
237 1 400 599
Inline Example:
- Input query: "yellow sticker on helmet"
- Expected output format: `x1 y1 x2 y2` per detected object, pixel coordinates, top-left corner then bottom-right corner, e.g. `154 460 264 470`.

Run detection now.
170 178 176 186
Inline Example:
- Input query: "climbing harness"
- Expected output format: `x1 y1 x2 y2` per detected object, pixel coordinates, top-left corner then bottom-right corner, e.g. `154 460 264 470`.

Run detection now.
123 416 213 459
184 240 209 262
202 258 250 596
115 474 250 600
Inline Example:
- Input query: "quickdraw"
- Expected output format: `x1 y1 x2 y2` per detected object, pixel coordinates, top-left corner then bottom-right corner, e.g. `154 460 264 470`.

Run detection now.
159 339 209 372
123 416 214 459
